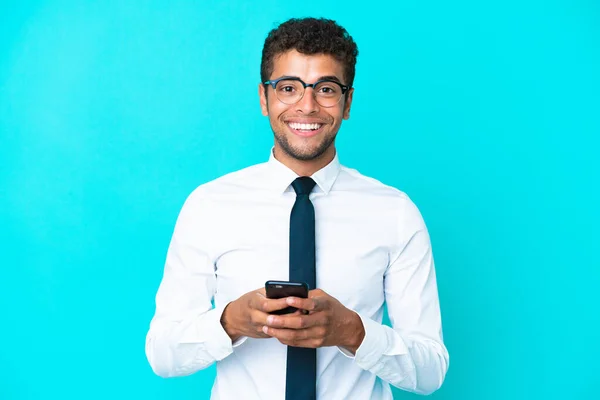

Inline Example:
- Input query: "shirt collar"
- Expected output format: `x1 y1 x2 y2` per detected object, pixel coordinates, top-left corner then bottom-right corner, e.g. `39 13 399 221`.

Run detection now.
267 148 341 195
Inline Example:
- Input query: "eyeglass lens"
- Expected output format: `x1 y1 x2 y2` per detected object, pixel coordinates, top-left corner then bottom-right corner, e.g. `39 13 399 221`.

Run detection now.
274 80 343 107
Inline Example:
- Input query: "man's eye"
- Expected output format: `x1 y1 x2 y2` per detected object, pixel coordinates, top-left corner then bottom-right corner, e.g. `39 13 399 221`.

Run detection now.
280 86 296 92
318 86 337 94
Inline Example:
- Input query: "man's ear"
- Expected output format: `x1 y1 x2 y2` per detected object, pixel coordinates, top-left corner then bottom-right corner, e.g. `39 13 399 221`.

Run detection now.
343 87 354 120
259 83 268 116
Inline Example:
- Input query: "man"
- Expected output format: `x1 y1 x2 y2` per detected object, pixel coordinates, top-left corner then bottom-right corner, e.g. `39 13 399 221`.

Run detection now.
146 17 449 400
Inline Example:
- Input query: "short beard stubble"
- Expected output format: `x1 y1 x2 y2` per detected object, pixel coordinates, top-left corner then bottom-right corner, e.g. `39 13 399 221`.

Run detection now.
273 127 337 161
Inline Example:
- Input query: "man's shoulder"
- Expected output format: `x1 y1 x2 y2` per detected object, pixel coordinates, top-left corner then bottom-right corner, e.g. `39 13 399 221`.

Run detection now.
338 164 426 226
338 164 410 200
187 162 269 200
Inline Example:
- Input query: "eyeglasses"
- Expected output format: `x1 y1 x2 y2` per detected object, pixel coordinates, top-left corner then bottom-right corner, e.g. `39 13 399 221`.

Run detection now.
263 77 350 108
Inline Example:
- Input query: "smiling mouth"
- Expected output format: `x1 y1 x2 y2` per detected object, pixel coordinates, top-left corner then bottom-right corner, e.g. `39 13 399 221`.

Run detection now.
286 122 325 137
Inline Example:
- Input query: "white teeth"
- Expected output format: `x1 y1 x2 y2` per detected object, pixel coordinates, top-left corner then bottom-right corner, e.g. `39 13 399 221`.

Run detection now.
288 122 322 130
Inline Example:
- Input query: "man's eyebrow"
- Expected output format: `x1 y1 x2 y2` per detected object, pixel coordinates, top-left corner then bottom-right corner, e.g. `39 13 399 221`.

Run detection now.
274 75 298 80
317 75 343 83
269 75 344 83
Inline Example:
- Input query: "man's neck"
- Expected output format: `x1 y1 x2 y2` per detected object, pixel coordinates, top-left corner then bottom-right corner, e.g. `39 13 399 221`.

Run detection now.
273 145 336 177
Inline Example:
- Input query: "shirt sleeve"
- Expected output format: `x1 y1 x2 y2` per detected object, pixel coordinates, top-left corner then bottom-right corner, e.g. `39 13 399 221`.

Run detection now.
341 197 449 395
145 191 244 378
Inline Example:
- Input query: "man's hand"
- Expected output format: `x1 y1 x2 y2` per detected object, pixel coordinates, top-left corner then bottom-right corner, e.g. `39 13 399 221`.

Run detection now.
261 289 366 354
220 288 290 342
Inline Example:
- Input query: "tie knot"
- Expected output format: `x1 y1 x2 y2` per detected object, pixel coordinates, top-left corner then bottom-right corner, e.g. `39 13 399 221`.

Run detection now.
291 177 316 196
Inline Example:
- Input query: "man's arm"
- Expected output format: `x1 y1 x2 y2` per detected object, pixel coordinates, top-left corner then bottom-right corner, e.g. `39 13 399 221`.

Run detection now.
145 193 234 378
350 200 449 394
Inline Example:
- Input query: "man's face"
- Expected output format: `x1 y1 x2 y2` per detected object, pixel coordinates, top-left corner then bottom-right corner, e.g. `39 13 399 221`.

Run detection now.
259 50 354 161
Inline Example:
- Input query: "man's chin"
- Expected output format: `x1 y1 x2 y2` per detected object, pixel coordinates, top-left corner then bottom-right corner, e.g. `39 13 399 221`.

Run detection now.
288 150 323 161
273 126 337 162
278 141 331 161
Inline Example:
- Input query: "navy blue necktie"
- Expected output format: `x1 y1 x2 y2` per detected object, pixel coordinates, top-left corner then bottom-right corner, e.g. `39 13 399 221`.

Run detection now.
286 176 317 400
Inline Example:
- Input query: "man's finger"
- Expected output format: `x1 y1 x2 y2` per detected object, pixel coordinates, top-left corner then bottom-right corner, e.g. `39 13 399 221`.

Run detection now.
285 296 324 312
254 296 290 313
263 326 322 347
265 312 321 329
309 289 325 297
263 326 311 341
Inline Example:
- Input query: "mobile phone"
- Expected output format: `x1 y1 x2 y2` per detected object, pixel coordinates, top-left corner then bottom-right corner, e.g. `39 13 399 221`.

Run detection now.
265 280 309 315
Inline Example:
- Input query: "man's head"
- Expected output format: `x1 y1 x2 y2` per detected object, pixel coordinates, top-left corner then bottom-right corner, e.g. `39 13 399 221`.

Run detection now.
259 18 358 163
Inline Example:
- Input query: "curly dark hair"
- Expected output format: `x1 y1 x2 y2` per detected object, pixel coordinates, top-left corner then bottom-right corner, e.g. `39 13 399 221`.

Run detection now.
260 18 359 88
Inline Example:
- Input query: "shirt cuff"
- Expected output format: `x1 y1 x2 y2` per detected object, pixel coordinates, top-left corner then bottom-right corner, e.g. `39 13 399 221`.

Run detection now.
178 303 236 361
338 312 409 371
232 335 248 347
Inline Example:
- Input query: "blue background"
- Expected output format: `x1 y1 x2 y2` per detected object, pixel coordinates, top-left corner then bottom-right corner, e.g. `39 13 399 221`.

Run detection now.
1 1 599 399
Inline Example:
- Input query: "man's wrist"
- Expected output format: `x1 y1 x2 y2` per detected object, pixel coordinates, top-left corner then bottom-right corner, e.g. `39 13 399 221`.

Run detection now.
342 310 365 355
220 301 241 342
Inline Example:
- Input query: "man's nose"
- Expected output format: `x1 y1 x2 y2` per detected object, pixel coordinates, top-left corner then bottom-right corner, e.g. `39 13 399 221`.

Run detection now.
295 87 319 114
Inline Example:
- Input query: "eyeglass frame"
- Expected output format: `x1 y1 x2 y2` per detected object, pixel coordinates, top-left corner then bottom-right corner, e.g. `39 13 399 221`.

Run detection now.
263 76 351 108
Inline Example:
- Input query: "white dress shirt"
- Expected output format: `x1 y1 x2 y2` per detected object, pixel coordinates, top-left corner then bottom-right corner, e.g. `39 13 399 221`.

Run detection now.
145 151 449 399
